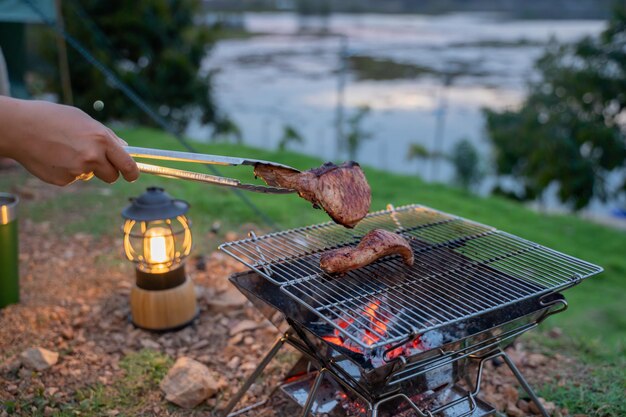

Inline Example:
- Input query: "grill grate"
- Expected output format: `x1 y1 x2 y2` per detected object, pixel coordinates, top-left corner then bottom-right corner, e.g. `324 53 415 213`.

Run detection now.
220 205 602 350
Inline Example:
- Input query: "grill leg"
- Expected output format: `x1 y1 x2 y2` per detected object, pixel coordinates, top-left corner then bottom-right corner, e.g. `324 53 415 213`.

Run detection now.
500 350 550 417
299 368 326 417
221 335 287 417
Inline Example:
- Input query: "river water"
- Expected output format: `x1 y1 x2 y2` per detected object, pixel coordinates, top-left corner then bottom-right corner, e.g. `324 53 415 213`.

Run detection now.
188 12 623 215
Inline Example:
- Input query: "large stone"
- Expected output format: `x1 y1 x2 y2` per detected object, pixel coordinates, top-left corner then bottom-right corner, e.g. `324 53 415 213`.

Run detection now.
20 347 59 371
160 357 218 409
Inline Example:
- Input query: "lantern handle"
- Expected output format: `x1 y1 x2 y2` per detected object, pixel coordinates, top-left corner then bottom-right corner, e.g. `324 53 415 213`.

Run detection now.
122 146 299 194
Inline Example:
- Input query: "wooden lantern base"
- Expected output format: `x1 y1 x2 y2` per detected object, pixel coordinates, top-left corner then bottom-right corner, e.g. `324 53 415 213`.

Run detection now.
130 275 197 331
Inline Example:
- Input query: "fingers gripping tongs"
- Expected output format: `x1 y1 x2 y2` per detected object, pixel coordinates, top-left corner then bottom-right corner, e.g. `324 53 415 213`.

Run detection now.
124 146 299 194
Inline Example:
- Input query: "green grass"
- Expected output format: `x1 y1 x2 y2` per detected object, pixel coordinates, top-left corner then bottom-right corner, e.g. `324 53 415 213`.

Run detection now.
2 126 625 415
1 350 174 416
536 363 626 417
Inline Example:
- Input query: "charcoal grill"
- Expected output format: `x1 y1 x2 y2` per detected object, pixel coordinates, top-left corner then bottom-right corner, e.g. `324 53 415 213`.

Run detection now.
218 204 602 417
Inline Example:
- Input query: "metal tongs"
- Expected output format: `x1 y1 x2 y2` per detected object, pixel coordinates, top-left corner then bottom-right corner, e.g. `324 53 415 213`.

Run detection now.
124 146 299 194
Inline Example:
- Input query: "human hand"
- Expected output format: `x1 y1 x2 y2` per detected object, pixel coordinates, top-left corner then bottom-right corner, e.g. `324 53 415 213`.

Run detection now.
0 97 139 186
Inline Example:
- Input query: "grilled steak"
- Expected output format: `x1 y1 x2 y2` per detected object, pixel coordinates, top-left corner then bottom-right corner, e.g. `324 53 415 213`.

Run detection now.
320 229 414 274
254 161 371 228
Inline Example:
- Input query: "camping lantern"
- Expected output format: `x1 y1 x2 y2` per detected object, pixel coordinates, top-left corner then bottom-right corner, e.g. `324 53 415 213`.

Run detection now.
122 187 197 330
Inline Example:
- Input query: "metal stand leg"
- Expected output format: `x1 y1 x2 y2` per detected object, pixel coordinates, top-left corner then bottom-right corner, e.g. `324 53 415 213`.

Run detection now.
299 369 326 417
369 405 379 417
500 351 550 417
221 335 287 417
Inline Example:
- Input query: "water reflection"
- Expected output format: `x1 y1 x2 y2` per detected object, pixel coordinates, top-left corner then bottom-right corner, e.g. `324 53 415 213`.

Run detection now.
188 12 611 211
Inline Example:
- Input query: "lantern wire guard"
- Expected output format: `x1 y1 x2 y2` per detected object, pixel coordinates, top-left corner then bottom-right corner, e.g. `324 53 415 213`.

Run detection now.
122 187 197 331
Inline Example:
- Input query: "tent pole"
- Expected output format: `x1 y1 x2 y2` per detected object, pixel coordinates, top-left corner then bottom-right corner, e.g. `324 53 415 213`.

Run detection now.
54 0 72 105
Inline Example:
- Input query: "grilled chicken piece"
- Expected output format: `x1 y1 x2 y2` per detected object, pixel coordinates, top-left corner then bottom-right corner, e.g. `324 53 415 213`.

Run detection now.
320 229 414 274
254 161 371 228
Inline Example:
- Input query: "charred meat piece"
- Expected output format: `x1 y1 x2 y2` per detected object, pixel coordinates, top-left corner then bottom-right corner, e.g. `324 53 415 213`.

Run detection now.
254 161 371 228
320 229 414 274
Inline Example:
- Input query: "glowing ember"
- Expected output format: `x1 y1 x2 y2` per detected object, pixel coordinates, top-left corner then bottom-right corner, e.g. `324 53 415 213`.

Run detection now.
321 298 443 365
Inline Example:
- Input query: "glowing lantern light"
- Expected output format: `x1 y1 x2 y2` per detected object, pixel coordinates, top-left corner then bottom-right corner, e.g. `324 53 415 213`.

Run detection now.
122 187 197 331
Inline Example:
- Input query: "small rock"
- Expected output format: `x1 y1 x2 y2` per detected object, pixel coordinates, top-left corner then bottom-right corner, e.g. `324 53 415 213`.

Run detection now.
106 410 120 416
189 340 210 351
20 347 59 371
229 320 261 336
43 406 55 416
517 399 529 413
506 405 525 417
529 398 556 415
228 333 244 346
18 367 31 379
500 384 519 407
0 358 21 374
227 356 241 369
548 327 563 338
195 255 207 271
160 357 219 409
45 387 59 397
526 353 547 368
210 221 221 233
61 327 74 340
140 339 160 350
224 232 239 242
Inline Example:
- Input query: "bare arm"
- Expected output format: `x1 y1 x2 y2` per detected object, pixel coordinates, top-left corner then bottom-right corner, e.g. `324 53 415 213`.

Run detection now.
0 96 139 186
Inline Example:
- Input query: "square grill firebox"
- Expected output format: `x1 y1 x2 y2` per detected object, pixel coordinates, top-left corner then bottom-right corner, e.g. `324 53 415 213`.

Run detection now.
218 204 602 417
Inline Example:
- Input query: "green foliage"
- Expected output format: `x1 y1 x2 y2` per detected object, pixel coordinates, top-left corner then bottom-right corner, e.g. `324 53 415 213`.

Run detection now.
277 124 305 151
406 143 431 160
38 0 217 130
449 139 484 191
485 5 626 210
344 105 372 160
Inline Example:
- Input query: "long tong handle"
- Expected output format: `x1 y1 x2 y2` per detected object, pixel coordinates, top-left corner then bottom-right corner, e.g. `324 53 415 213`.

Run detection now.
124 146 299 171
135 162 295 194
124 146 297 194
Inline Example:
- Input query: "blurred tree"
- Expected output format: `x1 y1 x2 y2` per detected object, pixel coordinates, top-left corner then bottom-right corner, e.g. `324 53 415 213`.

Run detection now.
485 5 626 210
211 116 242 143
37 0 217 131
406 143 431 176
344 105 372 160
277 124 304 151
406 143 431 160
449 139 484 191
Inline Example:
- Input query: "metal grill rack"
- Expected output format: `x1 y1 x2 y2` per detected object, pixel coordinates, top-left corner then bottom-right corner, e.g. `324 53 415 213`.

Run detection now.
219 204 602 351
